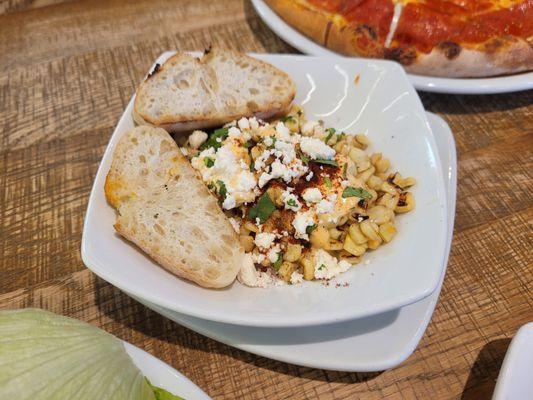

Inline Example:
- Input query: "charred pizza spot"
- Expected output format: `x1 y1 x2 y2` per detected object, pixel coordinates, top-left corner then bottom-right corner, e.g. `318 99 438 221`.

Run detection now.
438 41 462 60
384 47 417 66
355 24 377 41
324 21 333 46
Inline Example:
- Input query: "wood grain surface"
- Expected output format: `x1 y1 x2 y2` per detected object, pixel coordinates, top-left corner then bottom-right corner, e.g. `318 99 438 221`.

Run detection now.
0 1 532 398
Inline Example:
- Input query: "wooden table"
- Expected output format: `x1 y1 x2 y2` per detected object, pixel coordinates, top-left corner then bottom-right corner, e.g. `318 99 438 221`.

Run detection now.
1 1 531 398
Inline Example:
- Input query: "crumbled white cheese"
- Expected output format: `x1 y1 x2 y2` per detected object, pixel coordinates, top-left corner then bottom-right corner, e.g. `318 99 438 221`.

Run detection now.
300 137 336 160
238 117 250 131
275 121 291 141
267 244 282 263
305 171 314 181
290 271 304 284
188 130 208 149
258 172 273 188
313 249 352 280
302 188 322 203
263 137 274 147
180 147 188 156
251 252 266 264
316 199 334 214
281 189 301 211
228 126 241 138
249 117 259 131
254 232 276 249
293 211 315 240
235 171 257 192
222 195 236 210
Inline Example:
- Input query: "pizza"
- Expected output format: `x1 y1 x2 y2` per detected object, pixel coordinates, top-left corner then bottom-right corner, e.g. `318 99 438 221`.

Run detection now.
264 0 533 77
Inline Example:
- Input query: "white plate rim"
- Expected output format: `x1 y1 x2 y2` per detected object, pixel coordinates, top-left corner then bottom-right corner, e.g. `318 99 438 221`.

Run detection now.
81 52 448 328
123 341 211 399
125 111 457 372
491 322 533 400
251 0 533 95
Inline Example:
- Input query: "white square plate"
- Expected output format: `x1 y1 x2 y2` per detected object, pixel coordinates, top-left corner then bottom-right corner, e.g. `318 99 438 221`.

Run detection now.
82 53 447 328
130 111 456 372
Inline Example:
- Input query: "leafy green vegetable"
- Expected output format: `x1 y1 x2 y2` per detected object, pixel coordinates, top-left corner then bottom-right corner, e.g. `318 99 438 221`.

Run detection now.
342 186 372 199
337 132 346 141
286 198 298 207
282 115 296 123
272 253 283 270
324 176 332 189
250 160 255 172
199 127 229 150
324 128 335 143
248 192 276 224
147 379 185 400
299 151 310 165
0 309 159 400
311 158 338 167
215 180 227 199
306 224 317 234
203 157 214 168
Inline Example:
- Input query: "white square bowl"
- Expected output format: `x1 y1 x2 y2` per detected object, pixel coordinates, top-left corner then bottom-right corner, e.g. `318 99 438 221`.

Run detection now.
82 53 448 328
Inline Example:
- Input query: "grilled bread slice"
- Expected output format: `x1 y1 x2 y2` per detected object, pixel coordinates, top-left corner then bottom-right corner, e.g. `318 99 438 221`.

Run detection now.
104 126 243 288
133 47 296 133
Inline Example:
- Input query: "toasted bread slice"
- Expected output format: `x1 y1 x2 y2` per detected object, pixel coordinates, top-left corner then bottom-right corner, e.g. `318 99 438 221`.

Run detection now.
104 126 243 288
133 47 296 133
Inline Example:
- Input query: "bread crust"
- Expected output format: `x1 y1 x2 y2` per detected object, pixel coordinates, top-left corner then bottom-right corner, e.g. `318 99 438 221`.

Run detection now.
265 0 533 77
133 48 296 133
105 126 243 288
265 0 386 58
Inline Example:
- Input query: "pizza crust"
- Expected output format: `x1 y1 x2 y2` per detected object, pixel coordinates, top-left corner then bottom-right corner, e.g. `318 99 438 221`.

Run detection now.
401 36 533 78
264 0 533 78
265 0 387 59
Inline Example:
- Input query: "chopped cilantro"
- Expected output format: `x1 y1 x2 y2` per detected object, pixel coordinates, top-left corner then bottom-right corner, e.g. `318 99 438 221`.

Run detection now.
203 157 214 168
282 115 296 123
248 192 276 224
318 264 325 271
243 140 253 148
286 198 298 207
337 132 346 141
272 252 283 270
267 136 277 149
342 163 347 179
306 224 317 234
324 176 332 189
324 128 335 143
342 186 372 199
199 127 229 150
299 151 310 165
312 158 338 167
212 180 227 199
250 160 255 172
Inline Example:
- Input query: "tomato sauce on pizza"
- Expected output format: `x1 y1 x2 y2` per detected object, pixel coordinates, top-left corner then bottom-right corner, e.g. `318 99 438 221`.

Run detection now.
266 0 533 77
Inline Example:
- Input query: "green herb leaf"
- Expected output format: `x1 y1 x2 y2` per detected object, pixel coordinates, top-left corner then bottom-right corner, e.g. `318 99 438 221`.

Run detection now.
272 252 283 270
306 224 317 234
318 264 325 271
199 127 229 150
342 163 347 179
147 379 185 400
203 157 214 168
286 198 298 207
337 132 346 141
324 128 335 143
282 115 296 123
250 160 255 172
243 140 254 149
298 151 310 165
311 158 338 167
248 192 276 224
324 176 332 189
267 136 277 149
342 186 372 199
216 180 227 199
